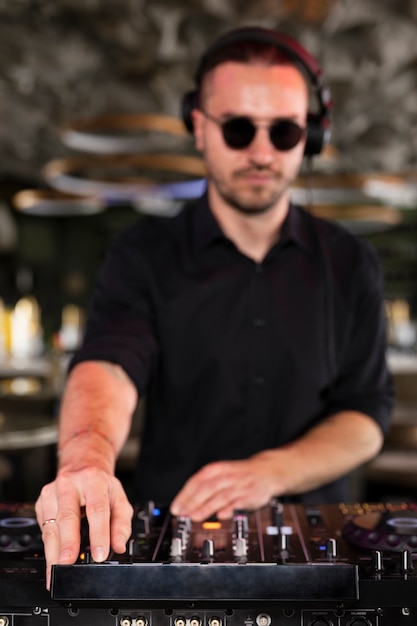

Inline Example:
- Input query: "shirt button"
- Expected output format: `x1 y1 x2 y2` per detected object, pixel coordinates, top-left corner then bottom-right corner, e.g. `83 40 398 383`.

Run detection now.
253 376 265 386
253 317 266 328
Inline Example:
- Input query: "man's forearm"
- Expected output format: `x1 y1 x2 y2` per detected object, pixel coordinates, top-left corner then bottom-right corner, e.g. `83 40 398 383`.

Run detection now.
57 361 138 474
264 410 384 496
170 410 384 521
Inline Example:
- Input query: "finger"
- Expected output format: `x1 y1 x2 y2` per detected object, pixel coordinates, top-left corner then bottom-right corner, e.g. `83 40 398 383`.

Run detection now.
187 474 255 521
174 477 239 521
109 479 134 554
195 487 257 521
216 478 274 518
188 488 236 521
216 491 256 519
35 483 60 590
42 517 61 590
85 476 133 560
54 475 83 564
171 463 231 516
82 473 113 562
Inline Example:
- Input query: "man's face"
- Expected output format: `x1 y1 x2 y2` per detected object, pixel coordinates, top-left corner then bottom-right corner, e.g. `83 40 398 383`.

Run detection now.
192 61 309 215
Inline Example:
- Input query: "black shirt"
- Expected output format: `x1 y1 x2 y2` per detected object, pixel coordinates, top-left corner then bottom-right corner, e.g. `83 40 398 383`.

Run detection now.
71 194 394 505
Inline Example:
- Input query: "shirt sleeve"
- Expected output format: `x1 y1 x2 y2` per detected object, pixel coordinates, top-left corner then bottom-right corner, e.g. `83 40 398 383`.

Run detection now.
69 224 159 396
324 236 394 436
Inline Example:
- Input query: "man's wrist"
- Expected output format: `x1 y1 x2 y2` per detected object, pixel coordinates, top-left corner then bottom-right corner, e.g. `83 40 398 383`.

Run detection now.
58 427 115 456
57 429 117 474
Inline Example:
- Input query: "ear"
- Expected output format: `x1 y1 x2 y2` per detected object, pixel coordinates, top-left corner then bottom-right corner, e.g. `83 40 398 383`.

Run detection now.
191 109 205 152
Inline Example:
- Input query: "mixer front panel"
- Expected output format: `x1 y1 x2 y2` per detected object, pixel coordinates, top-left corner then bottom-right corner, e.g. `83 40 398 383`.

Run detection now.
2 606 417 626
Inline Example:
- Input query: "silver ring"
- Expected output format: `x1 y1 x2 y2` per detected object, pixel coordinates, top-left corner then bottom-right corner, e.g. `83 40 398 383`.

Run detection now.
42 518 57 527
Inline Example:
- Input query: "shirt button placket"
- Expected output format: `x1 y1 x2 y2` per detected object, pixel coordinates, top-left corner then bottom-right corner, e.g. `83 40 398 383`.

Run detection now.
252 317 266 329
246 263 268 445
252 318 266 387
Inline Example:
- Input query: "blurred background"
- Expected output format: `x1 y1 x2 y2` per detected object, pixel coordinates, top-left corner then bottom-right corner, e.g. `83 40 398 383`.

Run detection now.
0 0 417 504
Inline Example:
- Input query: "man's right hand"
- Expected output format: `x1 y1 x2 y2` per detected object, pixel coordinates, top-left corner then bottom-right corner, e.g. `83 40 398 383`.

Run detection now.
35 466 133 590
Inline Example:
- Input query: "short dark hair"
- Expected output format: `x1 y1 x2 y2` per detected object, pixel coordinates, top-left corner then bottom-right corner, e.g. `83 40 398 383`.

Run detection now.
195 40 297 88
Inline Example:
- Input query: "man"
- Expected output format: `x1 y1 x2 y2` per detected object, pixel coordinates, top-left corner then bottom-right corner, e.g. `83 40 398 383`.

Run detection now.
36 26 393 588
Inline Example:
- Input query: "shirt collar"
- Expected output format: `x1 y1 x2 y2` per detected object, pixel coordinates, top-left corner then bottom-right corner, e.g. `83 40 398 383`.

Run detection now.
191 193 226 251
190 194 315 255
280 202 315 254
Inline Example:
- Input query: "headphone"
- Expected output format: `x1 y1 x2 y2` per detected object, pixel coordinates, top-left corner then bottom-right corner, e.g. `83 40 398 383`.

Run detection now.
181 26 332 157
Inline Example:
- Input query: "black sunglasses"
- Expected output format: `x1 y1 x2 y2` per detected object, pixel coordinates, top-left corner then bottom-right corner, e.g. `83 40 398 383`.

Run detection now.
201 110 307 151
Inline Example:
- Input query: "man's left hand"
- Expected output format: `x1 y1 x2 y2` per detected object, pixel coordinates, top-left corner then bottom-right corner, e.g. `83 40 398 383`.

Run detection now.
169 451 283 520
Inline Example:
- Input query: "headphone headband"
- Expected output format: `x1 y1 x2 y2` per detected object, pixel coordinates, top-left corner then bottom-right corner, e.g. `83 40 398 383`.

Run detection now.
182 26 332 156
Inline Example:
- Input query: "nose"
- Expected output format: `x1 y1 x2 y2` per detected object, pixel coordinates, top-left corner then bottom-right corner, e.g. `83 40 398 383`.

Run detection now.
247 127 275 167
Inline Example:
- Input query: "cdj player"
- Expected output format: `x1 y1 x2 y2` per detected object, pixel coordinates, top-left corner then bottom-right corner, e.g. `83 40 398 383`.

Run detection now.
2 500 417 625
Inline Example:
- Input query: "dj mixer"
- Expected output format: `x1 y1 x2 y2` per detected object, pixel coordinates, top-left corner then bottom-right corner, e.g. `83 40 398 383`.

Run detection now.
2 500 417 625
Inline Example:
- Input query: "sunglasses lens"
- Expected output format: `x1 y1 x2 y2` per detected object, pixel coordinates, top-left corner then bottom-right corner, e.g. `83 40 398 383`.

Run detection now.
270 121 305 151
219 116 305 151
222 117 256 149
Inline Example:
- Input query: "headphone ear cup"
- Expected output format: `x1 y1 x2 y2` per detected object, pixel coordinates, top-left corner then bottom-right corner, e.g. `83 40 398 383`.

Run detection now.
305 112 327 156
182 90 200 133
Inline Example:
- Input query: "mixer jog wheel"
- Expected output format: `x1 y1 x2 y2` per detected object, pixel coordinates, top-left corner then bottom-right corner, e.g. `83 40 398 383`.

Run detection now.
0 515 41 553
342 509 417 552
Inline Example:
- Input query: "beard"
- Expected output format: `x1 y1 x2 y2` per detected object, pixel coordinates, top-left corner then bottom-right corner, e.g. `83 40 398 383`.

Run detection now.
207 166 294 216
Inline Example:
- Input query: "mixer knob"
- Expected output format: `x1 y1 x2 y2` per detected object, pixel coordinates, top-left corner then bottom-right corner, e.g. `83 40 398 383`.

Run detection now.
0 534 11 548
234 537 248 558
18 534 32 548
135 501 158 536
277 525 293 552
279 531 289 552
177 516 191 532
202 539 214 561
136 513 150 536
401 549 414 574
386 533 401 548
128 538 135 558
176 516 191 546
170 537 183 560
174 516 191 549
233 511 249 536
174 529 188 550
269 498 284 527
371 549 384 573
233 520 243 540
325 538 337 560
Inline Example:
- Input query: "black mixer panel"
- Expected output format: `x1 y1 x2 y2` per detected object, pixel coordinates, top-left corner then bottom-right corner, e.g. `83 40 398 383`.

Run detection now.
2 501 417 626
51 502 357 606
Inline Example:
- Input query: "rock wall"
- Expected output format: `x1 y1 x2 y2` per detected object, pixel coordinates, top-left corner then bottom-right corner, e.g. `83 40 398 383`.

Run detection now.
0 0 416 184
